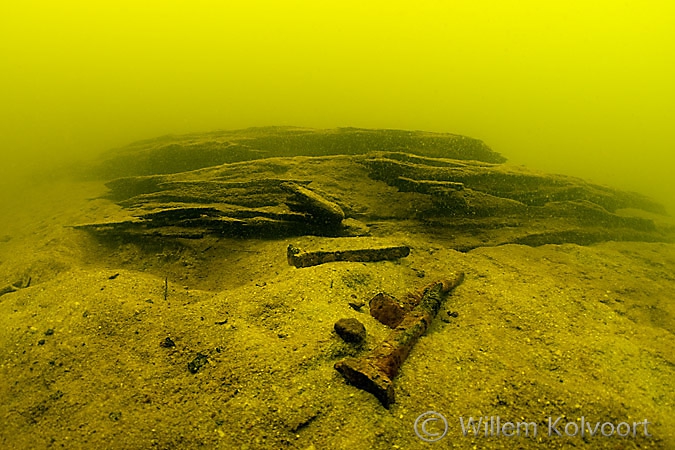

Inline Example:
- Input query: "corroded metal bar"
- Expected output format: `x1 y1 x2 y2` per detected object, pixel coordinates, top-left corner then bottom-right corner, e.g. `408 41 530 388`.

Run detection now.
334 273 464 407
287 244 410 268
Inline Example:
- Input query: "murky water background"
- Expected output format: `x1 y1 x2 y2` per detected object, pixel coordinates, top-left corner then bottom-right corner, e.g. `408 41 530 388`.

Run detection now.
1 1 674 213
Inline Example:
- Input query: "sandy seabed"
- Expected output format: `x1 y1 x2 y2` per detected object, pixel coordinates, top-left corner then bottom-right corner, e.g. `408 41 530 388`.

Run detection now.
0 177 673 450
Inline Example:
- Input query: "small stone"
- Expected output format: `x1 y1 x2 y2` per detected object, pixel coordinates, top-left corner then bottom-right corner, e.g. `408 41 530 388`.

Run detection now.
348 299 365 311
160 337 176 348
188 353 209 373
334 318 366 344
440 310 459 323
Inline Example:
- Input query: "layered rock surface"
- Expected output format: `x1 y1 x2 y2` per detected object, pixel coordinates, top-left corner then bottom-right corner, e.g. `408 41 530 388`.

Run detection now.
77 127 673 250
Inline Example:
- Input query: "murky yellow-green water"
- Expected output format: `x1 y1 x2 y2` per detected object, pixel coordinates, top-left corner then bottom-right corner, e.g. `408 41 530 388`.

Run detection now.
1 1 674 212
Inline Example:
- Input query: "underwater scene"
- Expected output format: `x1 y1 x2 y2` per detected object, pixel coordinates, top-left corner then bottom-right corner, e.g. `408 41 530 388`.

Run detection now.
1 2 674 450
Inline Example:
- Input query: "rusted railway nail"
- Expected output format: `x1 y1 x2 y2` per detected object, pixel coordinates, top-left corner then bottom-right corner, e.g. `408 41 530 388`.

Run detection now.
334 272 465 408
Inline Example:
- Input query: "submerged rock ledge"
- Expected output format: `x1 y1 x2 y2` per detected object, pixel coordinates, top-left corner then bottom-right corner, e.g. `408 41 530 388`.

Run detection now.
90 126 505 179
77 127 673 250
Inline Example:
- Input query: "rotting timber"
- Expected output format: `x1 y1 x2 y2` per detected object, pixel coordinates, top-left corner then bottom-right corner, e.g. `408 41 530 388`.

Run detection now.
75 126 673 250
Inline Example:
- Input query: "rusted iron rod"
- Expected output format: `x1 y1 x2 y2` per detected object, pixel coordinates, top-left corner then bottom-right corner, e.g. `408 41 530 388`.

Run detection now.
334 272 464 407
287 244 410 268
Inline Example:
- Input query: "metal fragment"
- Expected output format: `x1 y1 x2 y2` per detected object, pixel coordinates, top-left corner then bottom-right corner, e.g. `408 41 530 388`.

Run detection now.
335 273 464 407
